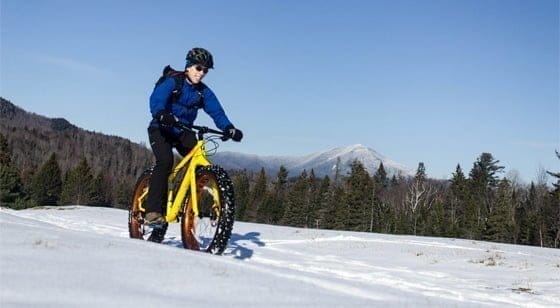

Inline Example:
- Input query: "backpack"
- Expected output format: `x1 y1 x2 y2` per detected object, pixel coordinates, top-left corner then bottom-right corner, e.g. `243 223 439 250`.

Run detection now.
154 65 204 109
154 65 185 103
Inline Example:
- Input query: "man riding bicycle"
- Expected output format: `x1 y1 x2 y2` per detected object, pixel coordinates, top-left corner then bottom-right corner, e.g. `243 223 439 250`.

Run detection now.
145 47 243 226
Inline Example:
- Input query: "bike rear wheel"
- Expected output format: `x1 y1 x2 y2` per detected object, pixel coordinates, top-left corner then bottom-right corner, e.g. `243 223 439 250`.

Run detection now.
181 165 235 255
129 169 168 242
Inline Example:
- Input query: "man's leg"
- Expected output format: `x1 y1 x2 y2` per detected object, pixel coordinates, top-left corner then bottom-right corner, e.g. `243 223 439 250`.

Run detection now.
145 127 174 222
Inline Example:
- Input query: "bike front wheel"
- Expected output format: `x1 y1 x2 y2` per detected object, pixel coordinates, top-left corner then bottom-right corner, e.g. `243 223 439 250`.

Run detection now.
181 165 235 255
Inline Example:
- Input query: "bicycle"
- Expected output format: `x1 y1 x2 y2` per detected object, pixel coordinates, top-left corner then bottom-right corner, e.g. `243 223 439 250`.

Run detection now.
128 123 235 255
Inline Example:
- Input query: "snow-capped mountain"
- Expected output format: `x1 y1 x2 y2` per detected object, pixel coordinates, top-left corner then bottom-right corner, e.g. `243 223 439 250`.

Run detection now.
212 144 415 178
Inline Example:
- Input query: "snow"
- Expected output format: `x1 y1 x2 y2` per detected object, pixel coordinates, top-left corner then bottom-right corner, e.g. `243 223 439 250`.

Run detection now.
215 143 415 178
1 206 559 307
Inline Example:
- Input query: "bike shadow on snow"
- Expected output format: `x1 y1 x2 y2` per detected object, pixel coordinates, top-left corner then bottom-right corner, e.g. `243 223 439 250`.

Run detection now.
162 231 265 260
224 232 266 260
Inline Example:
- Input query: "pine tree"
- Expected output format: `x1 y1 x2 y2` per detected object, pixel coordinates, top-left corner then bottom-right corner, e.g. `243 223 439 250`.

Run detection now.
545 151 560 247
314 175 331 229
281 170 309 227
345 160 372 232
112 181 133 209
390 174 399 187
60 158 95 205
467 153 504 239
305 169 320 228
515 183 536 245
232 170 250 221
428 199 446 237
484 178 514 243
0 133 27 208
0 164 25 207
261 166 289 224
327 185 347 230
28 153 62 206
90 172 110 206
450 164 469 237
373 162 388 189
0 133 11 165
246 168 267 222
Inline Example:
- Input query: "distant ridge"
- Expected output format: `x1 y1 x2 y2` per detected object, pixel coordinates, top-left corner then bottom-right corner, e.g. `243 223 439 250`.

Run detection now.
1 96 413 182
212 144 415 178
0 97 153 183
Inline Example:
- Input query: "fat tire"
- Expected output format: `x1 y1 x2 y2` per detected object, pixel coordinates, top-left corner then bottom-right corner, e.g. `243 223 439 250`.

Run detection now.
181 165 235 255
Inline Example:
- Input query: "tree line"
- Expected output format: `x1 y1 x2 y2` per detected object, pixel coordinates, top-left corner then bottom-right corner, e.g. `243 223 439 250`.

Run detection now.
230 152 559 249
1 130 558 248
0 133 132 208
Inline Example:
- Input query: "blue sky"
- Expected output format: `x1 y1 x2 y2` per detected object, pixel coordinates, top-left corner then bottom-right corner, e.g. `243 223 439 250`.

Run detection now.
1 0 558 182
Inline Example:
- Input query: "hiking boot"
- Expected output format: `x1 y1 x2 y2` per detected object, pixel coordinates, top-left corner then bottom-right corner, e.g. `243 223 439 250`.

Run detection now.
147 223 167 243
144 212 164 224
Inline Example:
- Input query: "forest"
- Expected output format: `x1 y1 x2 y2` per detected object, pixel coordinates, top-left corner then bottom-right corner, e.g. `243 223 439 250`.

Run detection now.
1 97 558 248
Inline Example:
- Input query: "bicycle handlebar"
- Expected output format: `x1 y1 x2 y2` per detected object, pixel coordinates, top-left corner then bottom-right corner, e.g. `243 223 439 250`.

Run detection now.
174 122 230 141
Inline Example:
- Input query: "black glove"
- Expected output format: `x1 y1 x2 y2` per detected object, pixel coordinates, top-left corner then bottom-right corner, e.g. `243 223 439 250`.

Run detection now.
225 125 243 142
156 111 178 127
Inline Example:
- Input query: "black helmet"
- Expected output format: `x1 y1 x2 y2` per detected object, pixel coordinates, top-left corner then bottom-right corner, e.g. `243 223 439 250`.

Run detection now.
186 47 214 69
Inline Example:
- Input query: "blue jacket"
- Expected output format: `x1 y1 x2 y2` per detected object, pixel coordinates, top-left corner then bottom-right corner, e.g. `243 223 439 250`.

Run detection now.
149 76 233 135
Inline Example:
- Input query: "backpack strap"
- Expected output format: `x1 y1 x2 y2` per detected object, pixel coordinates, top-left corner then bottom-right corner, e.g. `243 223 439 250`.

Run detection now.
154 65 184 103
168 72 185 103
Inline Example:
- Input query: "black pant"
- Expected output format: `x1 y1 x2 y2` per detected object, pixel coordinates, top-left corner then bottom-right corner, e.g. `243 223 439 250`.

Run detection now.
145 126 197 214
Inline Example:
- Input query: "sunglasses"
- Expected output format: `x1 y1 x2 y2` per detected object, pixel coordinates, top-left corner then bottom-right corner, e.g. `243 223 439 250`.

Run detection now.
194 65 209 74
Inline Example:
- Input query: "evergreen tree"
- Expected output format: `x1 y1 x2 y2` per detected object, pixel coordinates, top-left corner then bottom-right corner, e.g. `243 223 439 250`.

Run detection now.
306 169 320 228
345 160 372 231
327 185 347 230
450 164 469 237
232 170 250 221
281 170 309 227
0 164 25 207
0 133 26 208
90 172 110 206
545 151 560 247
270 166 289 224
373 162 388 189
484 178 514 243
0 133 11 165
467 153 504 239
428 198 446 237
515 183 537 245
28 153 62 206
314 175 331 229
390 174 399 187
246 168 267 222
469 153 505 189
112 181 133 209
60 158 95 205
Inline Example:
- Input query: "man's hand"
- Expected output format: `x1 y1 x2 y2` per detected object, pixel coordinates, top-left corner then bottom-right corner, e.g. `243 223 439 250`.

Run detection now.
156 111 178 127
225 125 243 142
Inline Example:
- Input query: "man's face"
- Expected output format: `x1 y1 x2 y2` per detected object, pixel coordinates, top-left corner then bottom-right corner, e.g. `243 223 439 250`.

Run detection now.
186 64 208 84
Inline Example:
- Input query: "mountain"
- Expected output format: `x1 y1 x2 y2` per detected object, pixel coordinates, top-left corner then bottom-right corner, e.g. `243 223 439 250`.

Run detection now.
0 97 153 184
212 144 415 178
1 96 412 184
2 206 558 307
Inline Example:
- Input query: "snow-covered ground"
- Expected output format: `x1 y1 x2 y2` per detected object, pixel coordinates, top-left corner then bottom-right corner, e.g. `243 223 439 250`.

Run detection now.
1 206 559 307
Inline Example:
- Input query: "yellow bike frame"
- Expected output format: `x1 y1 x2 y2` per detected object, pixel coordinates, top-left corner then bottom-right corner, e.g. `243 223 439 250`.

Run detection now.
137 138 218 223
